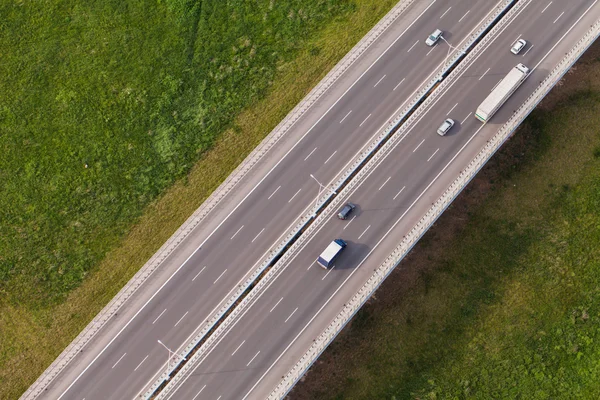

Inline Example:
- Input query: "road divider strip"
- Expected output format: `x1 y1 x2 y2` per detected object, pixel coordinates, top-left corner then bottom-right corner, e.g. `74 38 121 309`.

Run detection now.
267 15 600 400
149 0 520 398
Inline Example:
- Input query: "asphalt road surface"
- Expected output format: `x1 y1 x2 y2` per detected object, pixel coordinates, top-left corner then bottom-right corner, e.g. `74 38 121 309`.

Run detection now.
164 0 600 399
44 1 505 399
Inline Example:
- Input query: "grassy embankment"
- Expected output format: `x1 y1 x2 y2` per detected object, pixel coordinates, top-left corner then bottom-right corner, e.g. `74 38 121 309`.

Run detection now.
0 0 399 398
291 45 600 399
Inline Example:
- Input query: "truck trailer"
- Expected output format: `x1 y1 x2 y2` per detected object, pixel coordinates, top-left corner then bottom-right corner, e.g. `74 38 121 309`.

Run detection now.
475 63 529 123
317 239 347 269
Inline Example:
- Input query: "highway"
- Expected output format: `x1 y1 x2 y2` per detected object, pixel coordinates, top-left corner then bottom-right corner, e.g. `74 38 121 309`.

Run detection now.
41 1 505 399
164 0 600 398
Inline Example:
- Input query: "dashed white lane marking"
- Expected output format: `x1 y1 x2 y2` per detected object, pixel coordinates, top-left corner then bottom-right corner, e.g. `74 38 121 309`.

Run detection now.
339 110 352 123
304 147 317 161
324 151 337 164
378 176 391 191
425 47 436 56
191 385 207 400
284 307 298 323
439 6 451 19
288 188 302 203
458 9 470 23
213 269 227 284
427 148 440 162
413 138 425 153
191 266 206 282
373 75 386 87
542 1 552 13
247 351 260 367
217 396 222 400
393 77 405 91
461 112 473 125
553 11 564 24
230 225 244 240
322 265 335 281
358 225 371 240
478 67 490 80
270 297 284 313
522 44 534 57
359 113 372 127
267 185 281 200
152 309 167 325
407 40 419 53
343 215 356 230
393 186 406 200
251 228 265 243
134 355 148 372
446 102 458 116
231 340 245 356
112 353 126 369
174 311 188 327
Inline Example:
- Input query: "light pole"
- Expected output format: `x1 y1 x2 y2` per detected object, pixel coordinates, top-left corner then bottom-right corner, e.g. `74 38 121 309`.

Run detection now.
157 339 186 380
310 174 336 217
439 35 464 64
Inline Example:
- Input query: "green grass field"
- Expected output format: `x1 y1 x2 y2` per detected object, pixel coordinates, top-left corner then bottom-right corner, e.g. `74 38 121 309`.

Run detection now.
291 50 600 399
0 0 400 397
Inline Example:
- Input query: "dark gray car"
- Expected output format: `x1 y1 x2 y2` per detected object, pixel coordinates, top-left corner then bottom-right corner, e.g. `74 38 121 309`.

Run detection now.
337 202 356 220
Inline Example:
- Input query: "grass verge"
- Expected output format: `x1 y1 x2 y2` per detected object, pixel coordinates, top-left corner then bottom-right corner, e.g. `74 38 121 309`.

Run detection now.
0 1 400 398
290 42 600 400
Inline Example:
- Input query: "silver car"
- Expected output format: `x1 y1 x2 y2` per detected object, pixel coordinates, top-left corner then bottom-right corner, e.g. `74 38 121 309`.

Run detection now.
437 118 455 136
425 29 443 46
510 38 527 55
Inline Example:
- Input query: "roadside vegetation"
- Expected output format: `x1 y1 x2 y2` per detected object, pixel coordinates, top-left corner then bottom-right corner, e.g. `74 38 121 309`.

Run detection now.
0 0 401 398
291 44 600 399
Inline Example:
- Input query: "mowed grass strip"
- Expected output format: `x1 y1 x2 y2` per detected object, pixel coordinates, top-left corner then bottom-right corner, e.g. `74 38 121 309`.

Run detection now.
290 53 600 399
0 0 399 398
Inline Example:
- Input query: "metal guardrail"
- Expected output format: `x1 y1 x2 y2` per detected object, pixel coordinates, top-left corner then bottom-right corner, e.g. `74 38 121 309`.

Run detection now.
22 1 426 399
151 0 519 398
267 14 600 400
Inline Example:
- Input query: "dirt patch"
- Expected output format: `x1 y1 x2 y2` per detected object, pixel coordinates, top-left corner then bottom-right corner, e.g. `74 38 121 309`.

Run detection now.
288 38 600 400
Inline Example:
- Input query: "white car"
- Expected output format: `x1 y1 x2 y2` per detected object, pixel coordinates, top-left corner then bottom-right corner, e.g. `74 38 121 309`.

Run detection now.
510 39 527 55
437 118 455 136
425 29 443 46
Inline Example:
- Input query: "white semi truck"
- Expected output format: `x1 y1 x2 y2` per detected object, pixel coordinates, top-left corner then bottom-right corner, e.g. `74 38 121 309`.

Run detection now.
475 63 529 123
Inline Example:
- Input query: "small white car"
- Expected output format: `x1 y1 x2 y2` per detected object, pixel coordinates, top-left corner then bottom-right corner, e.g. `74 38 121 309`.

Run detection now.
425 29 443 46
510 39 527 55
437 118 455 136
